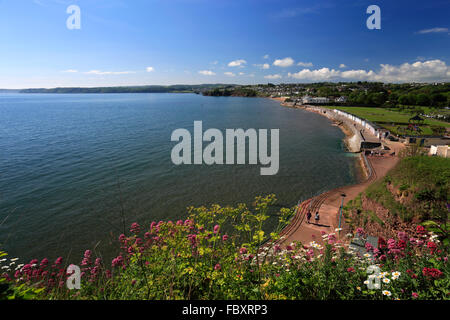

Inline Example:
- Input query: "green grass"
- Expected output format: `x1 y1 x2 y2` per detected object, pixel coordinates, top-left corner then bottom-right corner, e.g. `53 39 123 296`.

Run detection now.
329 106 450 127
365 155 450 222
325 106 450 136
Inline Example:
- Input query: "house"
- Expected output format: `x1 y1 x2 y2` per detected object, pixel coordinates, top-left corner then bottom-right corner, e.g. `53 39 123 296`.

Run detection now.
335 96 347 103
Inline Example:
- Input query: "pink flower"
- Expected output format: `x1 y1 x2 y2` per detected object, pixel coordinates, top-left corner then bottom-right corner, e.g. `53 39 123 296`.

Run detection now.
95 258 102 266
422 267 443 279
286 245 293 251
84 250 92 259
214 263 221 271
240 247 247 255
416 225 426 235
55 257 63 265
112 255 124 268
427 242 437 254
213 225 220 234
40 258 49 268
397 231 408 242
119 234 126 242
81 258 90 266
412 292 419 299
130 222 141 234
347 267 355 273
222 235 229 241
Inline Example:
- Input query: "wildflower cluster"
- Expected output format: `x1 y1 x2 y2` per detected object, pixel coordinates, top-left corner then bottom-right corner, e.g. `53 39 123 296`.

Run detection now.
0 195 448 300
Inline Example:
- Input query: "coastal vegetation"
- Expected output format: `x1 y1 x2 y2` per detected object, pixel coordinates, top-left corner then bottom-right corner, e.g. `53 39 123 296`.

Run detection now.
1 192 448 300
18 84 231 94
344 152 449 248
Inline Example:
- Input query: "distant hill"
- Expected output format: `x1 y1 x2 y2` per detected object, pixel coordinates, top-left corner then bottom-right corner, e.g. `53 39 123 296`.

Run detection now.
17 84 238 94
0 89 20 93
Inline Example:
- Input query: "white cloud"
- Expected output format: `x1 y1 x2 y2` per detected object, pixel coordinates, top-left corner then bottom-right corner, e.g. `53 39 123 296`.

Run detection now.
228 59 247 67
254 63 270 70
85 70 135 75
417 27 449 34
198 70 216 76
273 57 294 67
264 74 282 79
224 72 235 77
297 61 313 67
239 72 245 75
287 59 450 82
211 61 218 65
263 54 269 59
288 68 340 81
146 66 154 72
62 69 78 73
339 64 346 68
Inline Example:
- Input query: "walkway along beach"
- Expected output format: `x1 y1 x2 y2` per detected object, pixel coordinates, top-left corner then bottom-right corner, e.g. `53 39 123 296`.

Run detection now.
269 101 405 247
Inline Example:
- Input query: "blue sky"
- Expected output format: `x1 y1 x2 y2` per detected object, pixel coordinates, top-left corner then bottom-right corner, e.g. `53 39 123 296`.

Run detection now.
0 0 449 88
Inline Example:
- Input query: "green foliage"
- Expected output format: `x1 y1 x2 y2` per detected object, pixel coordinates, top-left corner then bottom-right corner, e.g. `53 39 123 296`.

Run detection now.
1 195 449 300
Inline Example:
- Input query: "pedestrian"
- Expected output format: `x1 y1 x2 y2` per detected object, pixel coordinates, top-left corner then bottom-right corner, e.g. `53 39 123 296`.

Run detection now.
307 211 312 223
315 212 320 224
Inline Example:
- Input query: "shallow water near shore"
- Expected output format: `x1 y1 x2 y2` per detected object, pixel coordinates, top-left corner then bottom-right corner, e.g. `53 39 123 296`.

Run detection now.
0 93 360 262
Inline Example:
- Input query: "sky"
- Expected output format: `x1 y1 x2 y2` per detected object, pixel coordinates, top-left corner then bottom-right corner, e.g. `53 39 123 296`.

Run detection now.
0 0 449 88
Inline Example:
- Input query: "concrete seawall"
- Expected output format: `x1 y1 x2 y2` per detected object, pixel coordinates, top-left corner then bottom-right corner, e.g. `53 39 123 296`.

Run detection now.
298 105 365 152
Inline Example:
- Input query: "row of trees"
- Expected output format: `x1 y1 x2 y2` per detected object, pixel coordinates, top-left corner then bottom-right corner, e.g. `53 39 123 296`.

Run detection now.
346 91 449 108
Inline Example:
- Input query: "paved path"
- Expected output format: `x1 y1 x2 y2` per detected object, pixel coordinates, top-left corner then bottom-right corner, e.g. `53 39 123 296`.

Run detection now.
278 138 405 247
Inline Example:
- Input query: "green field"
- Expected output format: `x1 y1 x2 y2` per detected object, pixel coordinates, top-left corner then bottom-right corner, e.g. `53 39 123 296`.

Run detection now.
327 106 450 136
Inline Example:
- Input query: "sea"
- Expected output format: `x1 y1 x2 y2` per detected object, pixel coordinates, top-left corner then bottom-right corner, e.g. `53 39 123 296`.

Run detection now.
0 93 361 263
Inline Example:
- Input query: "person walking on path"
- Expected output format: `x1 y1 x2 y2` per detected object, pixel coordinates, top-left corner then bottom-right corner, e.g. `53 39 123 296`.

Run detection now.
315 212 320 224
306 211 312 224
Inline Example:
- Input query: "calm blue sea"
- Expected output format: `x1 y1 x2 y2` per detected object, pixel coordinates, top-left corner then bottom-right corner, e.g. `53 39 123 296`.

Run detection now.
0 93 360 262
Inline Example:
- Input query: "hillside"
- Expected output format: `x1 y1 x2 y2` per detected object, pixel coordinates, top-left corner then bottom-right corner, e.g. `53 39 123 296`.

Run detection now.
344 154 449 243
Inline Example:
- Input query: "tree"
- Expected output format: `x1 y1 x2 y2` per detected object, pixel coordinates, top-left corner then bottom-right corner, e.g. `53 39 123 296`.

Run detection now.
416 93 431 106
399 94 411 105
431 93 446 107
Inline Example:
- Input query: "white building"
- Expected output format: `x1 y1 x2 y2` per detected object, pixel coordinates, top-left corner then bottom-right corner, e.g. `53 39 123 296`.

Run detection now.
302 95 330 104
429 145 450 158
335 96 347 103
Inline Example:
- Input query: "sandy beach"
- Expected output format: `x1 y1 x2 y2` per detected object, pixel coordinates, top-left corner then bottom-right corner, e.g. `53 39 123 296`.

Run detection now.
269 100 405 247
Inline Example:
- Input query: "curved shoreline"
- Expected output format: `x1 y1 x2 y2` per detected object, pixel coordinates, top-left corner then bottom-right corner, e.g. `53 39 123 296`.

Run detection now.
268 97 404 246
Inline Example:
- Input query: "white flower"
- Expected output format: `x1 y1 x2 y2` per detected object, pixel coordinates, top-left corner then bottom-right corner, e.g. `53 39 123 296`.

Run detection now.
392 271 401 278
10 258 19 262
335 228 343 232
380 272 389 277
363 253 371 258
382 278 390 284
382 290 391 296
